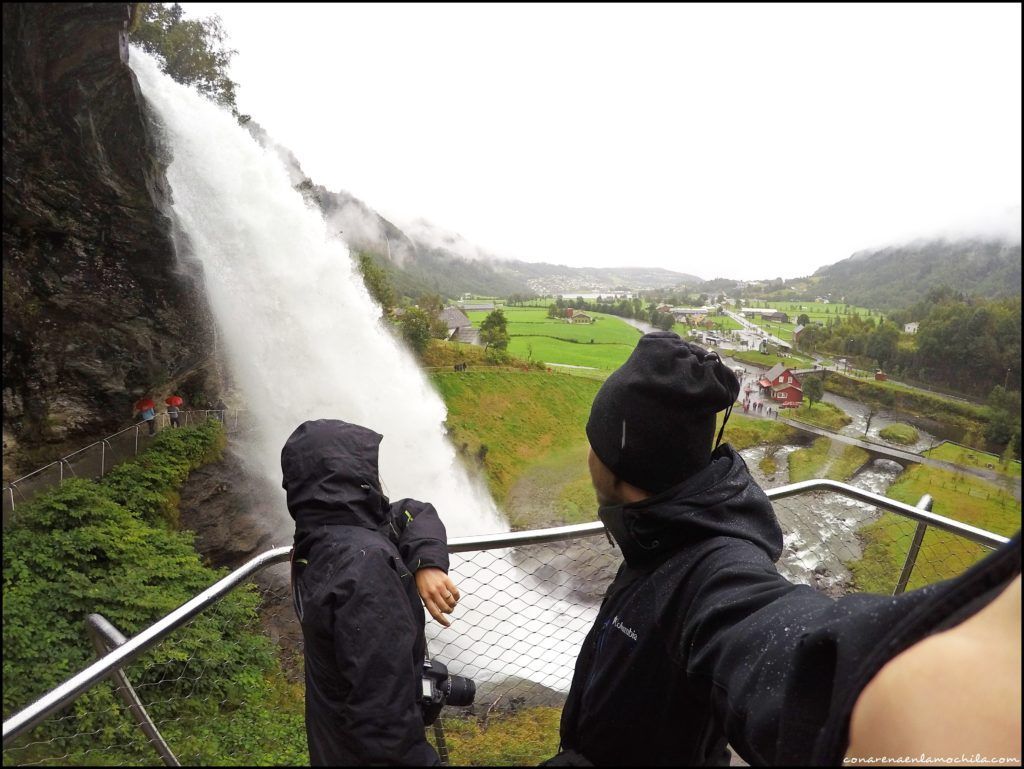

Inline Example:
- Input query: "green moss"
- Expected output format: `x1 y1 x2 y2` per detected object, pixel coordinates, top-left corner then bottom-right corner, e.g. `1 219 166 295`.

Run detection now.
789 401 852 431
879 423 920 445
433 707 562 766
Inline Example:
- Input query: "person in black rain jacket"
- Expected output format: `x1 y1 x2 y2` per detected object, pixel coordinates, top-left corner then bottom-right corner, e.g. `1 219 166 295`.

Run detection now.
282 419 461 766
545 332 1020 766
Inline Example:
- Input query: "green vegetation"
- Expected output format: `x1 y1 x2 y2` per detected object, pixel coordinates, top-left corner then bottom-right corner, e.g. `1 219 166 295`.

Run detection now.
431 370 600 504
808 240 1021 311
803 377 824 409
878 423 920 446
434 707 561 766
822 372 988 438
849 464 1020 593
399 306 435 357
788 401 852 431
787 438 832 483
479 309 511 351
716 412 797 451
467 307 641 370
356 251 396 311
924 442 1022 479
729 350 815 369
131 3 242 114
788 439 870 483
2 420 307 766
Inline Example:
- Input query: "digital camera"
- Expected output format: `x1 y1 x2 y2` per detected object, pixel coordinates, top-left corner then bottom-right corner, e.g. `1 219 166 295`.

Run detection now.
420 658 476 725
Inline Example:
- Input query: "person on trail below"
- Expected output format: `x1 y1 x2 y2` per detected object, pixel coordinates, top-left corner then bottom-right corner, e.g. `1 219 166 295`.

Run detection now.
137 403 156 435
543 331 1021 767
282 419 461 766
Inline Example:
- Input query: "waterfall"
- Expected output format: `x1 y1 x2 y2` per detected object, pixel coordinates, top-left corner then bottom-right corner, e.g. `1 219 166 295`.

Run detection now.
130 49 596 691
129 49 504 538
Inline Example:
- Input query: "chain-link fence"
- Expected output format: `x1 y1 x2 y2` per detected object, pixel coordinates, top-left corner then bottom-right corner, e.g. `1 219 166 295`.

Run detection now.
2 482 1010 767
3 412 244 526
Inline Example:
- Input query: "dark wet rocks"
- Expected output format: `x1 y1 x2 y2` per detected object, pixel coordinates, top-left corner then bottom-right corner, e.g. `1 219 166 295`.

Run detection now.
3 3 221 477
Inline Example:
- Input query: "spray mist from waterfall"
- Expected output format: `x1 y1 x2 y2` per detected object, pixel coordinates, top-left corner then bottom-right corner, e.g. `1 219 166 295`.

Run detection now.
130 49 599 691
129 49 503 540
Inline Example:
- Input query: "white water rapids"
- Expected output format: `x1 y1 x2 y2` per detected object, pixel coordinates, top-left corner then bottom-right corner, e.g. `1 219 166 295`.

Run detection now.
130 49 596 691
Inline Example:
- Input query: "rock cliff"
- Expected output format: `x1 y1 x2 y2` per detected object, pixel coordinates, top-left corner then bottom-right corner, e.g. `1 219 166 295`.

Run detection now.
2 3 221 477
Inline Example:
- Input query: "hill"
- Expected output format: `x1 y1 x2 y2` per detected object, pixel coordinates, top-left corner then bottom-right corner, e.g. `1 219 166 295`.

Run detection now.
243 122 700 299
808 239 1021 310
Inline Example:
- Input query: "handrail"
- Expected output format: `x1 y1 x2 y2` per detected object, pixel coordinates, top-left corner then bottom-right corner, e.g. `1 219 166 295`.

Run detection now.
4 411 238 490
3 411 243 516
2 479 1010 745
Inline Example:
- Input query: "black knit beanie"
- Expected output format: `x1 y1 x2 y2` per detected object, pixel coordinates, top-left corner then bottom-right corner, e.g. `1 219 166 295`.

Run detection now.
585 332 741 493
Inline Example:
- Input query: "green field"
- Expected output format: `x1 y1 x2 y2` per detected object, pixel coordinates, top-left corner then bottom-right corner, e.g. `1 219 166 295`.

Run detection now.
466 307 642 370
758 300 884 324
924 442 1022 479
849 464 1020 593
730 349 816 369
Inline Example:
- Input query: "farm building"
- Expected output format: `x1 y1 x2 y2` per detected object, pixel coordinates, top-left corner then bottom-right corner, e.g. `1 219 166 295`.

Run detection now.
565 309 594 324
758 363 803 408
903 322 919 334
438 306 479 344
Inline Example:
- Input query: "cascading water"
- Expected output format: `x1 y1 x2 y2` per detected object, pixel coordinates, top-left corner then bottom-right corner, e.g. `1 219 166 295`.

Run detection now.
130 49 596 691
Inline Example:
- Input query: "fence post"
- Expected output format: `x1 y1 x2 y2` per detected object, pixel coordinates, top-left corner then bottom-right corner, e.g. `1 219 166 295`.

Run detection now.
893 494 933 596
135 425 139 456
84 615 180 766
100 441 105 478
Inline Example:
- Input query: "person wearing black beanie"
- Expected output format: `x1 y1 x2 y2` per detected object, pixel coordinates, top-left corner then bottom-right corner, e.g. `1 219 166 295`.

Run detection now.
585 332 740 494
545 332 1021 767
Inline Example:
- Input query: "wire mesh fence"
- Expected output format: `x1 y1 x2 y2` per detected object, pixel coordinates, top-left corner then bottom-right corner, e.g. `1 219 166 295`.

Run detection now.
2 413 244 525
2 487 1009 767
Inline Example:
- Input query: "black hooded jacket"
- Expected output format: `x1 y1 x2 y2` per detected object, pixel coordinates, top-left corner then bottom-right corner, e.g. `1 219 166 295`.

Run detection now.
282 419 449 766
557 444 1021 766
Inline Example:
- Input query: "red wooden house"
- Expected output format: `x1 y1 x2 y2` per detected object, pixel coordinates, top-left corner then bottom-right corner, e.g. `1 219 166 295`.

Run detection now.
758 363 803 408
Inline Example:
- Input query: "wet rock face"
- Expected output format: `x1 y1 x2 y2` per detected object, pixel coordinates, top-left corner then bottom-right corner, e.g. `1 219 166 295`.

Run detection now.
2 3 219 476
177 446 286 571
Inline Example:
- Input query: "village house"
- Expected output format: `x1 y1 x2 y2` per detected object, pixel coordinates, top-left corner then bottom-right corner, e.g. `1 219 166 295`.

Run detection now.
458 301 495 312
565 308 594 324
758 363 803 408
903 322 919 334
438 306 479 344
793 324 805 343
741 308 789 323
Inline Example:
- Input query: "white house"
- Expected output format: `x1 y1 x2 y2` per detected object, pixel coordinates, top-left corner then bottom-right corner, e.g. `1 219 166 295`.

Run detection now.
903 322 920 334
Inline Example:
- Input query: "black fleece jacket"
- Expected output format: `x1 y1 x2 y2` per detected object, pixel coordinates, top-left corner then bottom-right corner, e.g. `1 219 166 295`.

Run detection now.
556 444 1020 766
282 419 449 766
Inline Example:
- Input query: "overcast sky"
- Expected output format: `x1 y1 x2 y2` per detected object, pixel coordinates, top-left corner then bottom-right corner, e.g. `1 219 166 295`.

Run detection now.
180 3 1021 280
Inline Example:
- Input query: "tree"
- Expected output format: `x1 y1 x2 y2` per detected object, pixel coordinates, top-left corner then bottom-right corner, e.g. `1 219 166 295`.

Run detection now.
656 313 675 331
797 313 810 326
804 377 824 409
479 309 510 351
131 3 242 113
398 307 432 357
356 253 395 312
547 303 561 320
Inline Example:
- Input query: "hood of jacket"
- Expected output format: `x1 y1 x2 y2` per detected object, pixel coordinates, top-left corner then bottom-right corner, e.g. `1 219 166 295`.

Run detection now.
281 419 390 533
598 443 782 569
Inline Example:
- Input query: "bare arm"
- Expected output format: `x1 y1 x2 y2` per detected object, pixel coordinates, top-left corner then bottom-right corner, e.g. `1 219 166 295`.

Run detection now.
846 575 1021 765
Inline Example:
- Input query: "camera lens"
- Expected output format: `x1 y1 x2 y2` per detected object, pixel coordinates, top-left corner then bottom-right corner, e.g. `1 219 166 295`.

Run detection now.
444 675 476 707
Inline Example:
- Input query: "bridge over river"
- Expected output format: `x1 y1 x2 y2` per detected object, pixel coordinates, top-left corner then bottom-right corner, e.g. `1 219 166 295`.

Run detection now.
777 417 1021 501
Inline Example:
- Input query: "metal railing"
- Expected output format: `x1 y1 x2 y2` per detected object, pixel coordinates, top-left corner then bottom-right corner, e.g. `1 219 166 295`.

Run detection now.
2 410 243 523
2 480 1011 765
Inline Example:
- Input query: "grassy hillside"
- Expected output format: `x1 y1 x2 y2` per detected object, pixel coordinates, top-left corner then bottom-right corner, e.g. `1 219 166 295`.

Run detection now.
431 370 601 506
